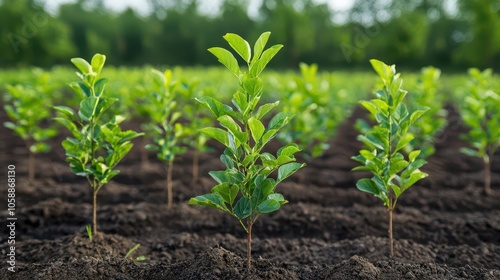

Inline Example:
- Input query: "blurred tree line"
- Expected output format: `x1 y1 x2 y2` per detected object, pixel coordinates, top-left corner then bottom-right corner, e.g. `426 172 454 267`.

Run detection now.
1 0 499 69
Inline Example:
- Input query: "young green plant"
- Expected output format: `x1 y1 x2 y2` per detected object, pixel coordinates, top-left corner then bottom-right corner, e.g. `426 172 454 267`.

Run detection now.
3 81 58 182
53 54 143 235
405 66 447 159
189 32 304 272
352 59 429 257
177 78 213 183
142 69 187 209
459 68 500 195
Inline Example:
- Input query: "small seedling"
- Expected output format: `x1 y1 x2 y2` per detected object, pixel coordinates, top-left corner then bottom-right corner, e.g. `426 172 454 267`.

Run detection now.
3 81 58 182
86 225 93 242
142 69 187 209
124 243 146 261
189 32 304 272
352 59 429 257
54 54 143 235
459 68 500 195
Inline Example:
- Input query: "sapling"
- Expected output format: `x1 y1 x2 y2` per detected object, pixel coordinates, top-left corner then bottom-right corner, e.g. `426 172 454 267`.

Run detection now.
142 69 187 209
189 32 304 272
277 63 333 159
3 82 58 182
405 66 447 159
352 59 429 257
177 78 213 183
54 54 143 235
459 68 500 195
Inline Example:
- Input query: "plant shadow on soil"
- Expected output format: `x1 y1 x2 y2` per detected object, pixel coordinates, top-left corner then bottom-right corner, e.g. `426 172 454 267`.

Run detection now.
1 105 500 279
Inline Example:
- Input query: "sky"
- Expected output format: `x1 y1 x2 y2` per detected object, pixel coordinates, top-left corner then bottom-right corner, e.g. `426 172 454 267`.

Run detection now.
45 0 355 17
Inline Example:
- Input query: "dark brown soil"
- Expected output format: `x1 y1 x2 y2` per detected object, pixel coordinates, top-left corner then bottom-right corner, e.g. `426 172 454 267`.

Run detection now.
1 105 499 279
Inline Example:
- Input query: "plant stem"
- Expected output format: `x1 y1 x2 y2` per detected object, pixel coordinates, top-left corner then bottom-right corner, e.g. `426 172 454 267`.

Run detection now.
389 208 393 257
93 187 98 235
167 159 174 209
484 156 491 195
247 217 253 273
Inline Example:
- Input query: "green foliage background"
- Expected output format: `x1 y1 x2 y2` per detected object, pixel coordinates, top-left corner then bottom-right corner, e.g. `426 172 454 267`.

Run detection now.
1 0 499 70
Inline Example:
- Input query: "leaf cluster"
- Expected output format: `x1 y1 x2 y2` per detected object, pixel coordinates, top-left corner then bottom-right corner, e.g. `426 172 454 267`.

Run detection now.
189 32 304 231
54 54 143 190
3 77 58 153
277 63 341 159
352 59 429 209
405 66 447 158
460 68 500 162
141 69 187 162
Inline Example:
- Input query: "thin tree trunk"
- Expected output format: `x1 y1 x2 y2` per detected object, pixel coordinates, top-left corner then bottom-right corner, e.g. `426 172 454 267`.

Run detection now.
28 150 35 183
247 218 253 273
93 188 98 235
389 208 393 257
485 158 491 195
167 160 174 209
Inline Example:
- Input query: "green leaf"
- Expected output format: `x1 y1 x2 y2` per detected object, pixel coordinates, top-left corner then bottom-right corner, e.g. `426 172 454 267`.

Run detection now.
410 108 429 125
232 91 248 113
91 53 106 74
53 106 76 120
359 134 385 150
403 170 428 190
208 47 240 77
4 122 17 130
356 178 380 196
234 197 252 219
391 183 402 198
277 162 303 183
79 97 98 122
209 171 232 184
395 133 414 153
257 199 280 214
278 144 300 157
249 44 283 78
370 59 392 85
268 112 294 130
248 117 265 142
70 81 92 98
359 149 375 160
223 33 251 63
254 101 279 120
145 144 159 152
243 77 263 99
251 31 271 64
94 78 107 97
460 147 479 157
212 183 239 206
218 115 246 145
389 158 409 175
200 127 229 147
359 100 378 116
30 142 51 153
409 150 421 162
54 118 81 139
195 96 230 118
188 193 228 212
71 57 92 74
268 193 286 203
220 154 234 169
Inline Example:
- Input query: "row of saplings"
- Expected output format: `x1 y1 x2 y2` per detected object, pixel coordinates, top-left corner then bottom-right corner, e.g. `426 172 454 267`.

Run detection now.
10 32 499 273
